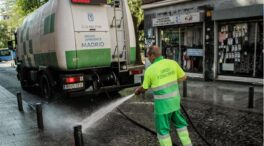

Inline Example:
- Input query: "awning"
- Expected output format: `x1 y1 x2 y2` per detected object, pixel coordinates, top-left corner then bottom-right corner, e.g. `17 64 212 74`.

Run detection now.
212 4 263 21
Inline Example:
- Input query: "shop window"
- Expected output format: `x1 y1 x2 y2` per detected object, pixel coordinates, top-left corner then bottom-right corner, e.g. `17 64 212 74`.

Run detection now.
161 28 180 62
181 26 203 73
161 25 203 73
255 22 263 78
218 21 262 78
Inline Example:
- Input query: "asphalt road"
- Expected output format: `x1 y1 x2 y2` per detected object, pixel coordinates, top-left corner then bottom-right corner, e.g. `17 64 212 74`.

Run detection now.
0 61 159 145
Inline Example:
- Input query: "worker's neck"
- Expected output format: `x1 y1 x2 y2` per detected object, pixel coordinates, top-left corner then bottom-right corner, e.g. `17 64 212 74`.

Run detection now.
153 56 164 64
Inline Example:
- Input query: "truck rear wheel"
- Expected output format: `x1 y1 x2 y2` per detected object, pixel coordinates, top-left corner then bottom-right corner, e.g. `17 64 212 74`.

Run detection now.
40 74 54 99
20 80 30 91
18 67 32 91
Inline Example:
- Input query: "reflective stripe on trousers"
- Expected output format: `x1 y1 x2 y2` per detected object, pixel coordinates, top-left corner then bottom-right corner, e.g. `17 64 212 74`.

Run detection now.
157 134 172 146
177 127 192 146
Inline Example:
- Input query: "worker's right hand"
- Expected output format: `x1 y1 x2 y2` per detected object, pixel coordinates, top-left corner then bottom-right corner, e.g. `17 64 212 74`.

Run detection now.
134 87 142 95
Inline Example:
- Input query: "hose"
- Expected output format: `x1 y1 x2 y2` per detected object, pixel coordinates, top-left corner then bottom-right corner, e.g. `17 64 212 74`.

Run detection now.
117 107 156 135
102 86 179 145
102 84 211 146
117 107 178 146
180 104 211 146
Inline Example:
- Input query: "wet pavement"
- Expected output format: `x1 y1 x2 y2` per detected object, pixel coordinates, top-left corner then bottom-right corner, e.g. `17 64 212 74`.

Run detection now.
0 61 263 146
0 85 40 146
185 80 263 113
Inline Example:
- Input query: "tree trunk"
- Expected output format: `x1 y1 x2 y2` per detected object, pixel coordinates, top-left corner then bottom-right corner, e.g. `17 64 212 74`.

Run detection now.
132 15 143 65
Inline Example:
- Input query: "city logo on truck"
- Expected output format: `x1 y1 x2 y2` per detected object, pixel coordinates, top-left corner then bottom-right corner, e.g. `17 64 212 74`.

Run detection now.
88 13 94 22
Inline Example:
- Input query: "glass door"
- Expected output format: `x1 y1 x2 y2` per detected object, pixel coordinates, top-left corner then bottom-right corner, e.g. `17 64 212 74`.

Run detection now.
180 25 204 73
160 28 181 63
255 21 263 78
160 24 204 73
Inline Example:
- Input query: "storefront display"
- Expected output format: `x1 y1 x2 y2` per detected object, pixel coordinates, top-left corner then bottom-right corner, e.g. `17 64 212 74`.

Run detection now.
255 22 263 78
218 23 250 76
217 22 259 77
160 28 180 61
143 0 263 82
161 24 203 73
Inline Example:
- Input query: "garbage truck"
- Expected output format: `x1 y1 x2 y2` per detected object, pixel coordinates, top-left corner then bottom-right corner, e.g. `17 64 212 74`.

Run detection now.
15 0 143 98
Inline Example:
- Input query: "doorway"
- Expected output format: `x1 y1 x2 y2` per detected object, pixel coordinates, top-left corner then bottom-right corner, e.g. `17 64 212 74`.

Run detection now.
160 24 204 73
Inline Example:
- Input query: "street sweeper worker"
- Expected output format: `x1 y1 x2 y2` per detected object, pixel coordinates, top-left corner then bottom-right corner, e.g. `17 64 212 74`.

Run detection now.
135 45 192 146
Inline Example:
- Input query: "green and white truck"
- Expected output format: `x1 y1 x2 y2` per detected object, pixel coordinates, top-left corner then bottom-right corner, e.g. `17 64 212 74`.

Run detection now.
15 0 143 98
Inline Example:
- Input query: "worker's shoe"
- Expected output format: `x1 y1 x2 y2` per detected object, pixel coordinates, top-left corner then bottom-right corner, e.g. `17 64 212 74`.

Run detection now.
177 127 192 146
157 134 172 146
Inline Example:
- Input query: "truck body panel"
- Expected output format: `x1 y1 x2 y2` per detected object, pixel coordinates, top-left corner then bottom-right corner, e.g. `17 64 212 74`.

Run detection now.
15 0 142 96
17 0 136 71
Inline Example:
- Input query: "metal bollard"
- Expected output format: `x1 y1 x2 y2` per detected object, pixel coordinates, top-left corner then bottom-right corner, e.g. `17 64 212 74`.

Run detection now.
248 86 254 108
36 103 44 129
16 92 23 112
74 125 84 146
183 80 187 97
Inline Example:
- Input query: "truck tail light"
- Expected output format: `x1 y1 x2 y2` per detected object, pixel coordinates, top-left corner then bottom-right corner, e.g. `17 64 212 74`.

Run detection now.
64 76 84 83
71 0 107 4
130 69 143 75
71 0 91 4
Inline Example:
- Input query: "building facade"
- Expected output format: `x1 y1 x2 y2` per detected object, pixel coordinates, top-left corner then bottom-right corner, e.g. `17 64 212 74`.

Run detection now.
142 0 263 84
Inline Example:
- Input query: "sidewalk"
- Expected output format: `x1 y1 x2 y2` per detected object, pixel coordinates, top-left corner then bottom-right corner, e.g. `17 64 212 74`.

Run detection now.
0 85 42 146
0 85 77 146
0 61 16 68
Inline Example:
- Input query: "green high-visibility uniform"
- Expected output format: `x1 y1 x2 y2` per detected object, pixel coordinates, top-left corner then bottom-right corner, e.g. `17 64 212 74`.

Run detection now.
142 56 192 146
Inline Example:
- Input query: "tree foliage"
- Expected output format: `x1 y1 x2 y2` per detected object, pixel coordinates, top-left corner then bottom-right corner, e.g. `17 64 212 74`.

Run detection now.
4 0 48 29
15 0 48 16
0 21 9 48
127 0 143 28
0 0 48 47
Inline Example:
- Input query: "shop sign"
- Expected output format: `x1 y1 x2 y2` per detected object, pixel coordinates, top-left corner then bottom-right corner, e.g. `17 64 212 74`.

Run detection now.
152 16 176 27
187 49 203 57
152 12 203 27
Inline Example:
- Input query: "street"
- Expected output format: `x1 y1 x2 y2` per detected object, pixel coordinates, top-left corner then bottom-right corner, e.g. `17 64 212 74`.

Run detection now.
0 61 159 145
0 61 263 146
0 0 263 145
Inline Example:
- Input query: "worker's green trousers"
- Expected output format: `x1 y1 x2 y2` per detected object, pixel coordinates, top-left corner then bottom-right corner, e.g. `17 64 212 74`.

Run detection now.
155 110 192 146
